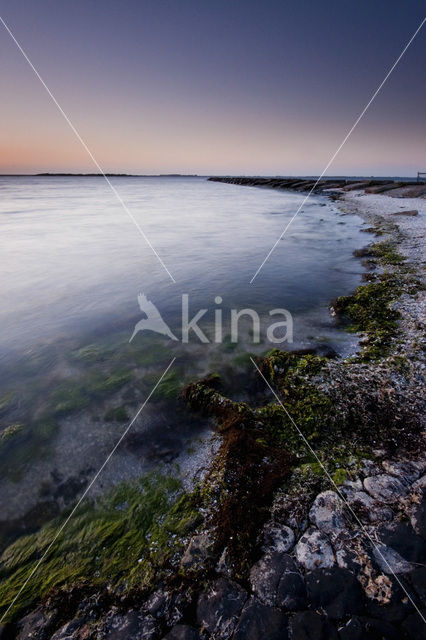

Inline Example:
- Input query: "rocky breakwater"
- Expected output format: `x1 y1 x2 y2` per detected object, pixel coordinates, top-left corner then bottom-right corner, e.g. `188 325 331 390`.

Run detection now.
208 176 426 198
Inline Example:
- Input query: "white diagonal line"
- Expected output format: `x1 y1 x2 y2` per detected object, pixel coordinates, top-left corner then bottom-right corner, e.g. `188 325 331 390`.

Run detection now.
0 356 176 623
0 15 176 284
250 16 426 283
250 357 425 624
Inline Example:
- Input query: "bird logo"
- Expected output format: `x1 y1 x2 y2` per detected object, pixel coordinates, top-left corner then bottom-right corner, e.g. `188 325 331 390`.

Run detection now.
129 293 178 342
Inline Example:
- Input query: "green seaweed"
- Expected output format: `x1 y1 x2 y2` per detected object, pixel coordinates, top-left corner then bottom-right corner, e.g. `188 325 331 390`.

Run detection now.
104 406 129 422
0 473 201 622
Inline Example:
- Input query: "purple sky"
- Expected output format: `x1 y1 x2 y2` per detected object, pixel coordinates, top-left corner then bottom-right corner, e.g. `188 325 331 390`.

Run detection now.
0 0 425 175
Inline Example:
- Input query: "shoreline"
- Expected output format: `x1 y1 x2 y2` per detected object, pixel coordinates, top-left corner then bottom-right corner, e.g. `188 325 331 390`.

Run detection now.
0 185 425 638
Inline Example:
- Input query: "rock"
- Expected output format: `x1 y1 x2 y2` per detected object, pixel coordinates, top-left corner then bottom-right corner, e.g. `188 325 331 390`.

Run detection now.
410 497 426 538
276 559 307 611
306 567 364 619
309 491 347 535
372 543 413 574
408 566 426 601
378 521 426 563
181 534 213 570
411 474 426 492
390 209 418 216
401 610 426 640
146 589 169 618
346 491 393 523
16 608 53 640
366 575 414 622
102 611 157 640
288 611 338 639
196 578 247 639
338 616 399 640
162 624 200 640
261 522 295 553
295 527 335 570
250 552 290 606
233 597 288 640
50 619 87 639
363 474 407 503
382 460 420 485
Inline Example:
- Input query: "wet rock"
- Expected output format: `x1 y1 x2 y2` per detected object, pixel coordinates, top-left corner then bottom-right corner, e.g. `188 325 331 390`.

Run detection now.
250 552 289 606
101 611 156 640
233 597 288 640
145 589 169 618
288 611 338 639
382 460 420 485
162 624 200 640
295 527 335 570
196 578 247 639
363 474 407 503
372 543 413 574
50 619 87 639
181 534 213 570
412 474 426 492
346 491 393 523
261 521 295 553
309 491 347 535
305 567 364 619
16 608 54 639
276 560 307 611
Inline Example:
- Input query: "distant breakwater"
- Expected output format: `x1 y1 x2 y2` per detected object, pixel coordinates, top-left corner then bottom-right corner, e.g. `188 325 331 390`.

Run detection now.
208 176 426 198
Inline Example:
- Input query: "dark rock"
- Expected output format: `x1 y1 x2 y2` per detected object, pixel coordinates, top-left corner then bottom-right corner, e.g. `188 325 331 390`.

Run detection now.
16 608 53 640
276 560 306 611
305 567 364 619
346 491 393 524
102 611 157 639
339 616 400 640
401 610 426 640
410 497 426 539
390 209 418 217
366 575 415 622
408 566 426 601
233 597 288 640
196 578 247 639
289 611 339 639
162 624 200 640
381 460 420 484
250 552 289 606
377 521 426 564
50 619 87 639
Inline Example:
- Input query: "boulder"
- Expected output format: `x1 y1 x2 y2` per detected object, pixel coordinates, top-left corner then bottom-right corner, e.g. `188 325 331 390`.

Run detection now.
372 543 413 574
101 611 157 640
346 491 393 523
295 527 335 570
276 560 307 610
250 552 290 606
390 209 418 216
309 491 347 535
261 522 295 553
162 625 200 640
288 611 338 639
363 474 407 503
196 578 247 639
305 567 364 619
233 597 288 640
382 460 420 484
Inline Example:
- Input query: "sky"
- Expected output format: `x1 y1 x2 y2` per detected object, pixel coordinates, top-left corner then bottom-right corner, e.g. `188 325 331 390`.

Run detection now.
0 0 425 176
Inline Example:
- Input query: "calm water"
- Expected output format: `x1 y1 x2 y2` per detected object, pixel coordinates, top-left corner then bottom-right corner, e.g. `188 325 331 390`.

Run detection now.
0 176 368 537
